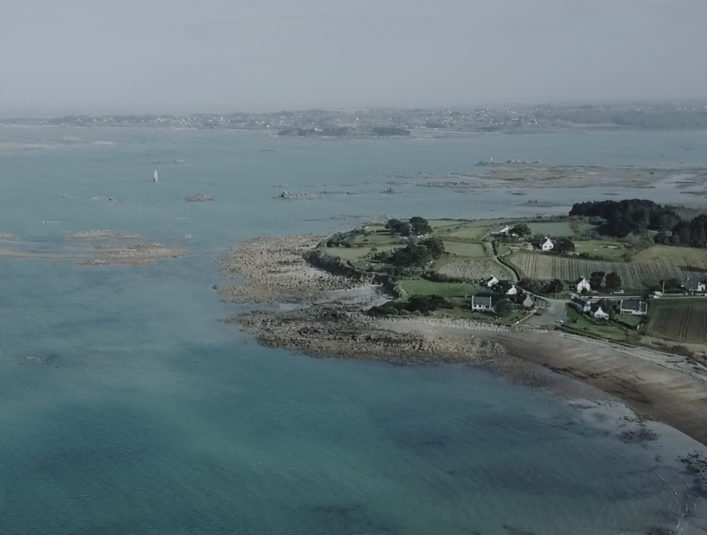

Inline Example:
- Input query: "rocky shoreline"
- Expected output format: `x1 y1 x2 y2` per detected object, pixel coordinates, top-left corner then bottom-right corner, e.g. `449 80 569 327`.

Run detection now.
221 234 707 446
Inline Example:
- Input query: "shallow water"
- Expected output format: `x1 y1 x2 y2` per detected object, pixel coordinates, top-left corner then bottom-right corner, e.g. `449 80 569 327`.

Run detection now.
0 126 706 534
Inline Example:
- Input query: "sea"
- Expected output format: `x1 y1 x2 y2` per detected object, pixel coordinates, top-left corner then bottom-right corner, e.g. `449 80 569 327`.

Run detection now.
0 125 706 534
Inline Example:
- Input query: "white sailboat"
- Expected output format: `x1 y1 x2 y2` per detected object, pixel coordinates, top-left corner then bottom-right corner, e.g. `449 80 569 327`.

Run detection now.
153 169 159 183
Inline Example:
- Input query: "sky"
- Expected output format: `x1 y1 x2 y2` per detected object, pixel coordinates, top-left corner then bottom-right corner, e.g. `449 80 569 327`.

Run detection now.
1 0 706 115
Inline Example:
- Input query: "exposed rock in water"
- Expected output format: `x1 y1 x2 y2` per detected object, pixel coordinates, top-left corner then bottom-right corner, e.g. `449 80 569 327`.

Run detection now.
185 193 215 202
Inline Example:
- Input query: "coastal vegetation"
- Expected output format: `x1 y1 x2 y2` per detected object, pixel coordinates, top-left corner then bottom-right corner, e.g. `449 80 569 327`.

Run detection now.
313 206 707 358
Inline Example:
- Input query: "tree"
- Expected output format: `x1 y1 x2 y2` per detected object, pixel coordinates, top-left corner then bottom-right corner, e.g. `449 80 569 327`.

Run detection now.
494 298 513 316
543 279 564 294
662 278 682 291
420 236 445 258
409 216 432 236
494 280 513 295
518 278 543 294
511 223 531 237
554 237 575 253
385 218 411 236
605 272 622 291
589 271 605 291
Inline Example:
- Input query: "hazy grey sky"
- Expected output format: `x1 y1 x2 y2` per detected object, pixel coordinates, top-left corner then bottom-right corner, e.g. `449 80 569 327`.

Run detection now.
1 0 706 114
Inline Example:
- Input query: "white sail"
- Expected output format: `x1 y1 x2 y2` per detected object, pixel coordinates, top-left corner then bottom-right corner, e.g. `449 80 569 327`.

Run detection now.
153 169 159 183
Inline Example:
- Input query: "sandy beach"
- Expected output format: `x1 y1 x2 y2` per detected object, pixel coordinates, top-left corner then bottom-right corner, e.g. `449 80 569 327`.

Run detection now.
222 234 707 448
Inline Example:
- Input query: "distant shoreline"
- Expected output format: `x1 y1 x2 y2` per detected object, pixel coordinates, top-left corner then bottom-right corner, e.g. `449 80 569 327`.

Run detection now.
221 234 707 447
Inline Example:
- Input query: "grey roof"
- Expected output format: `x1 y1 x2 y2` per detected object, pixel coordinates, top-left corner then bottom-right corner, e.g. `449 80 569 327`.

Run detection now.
620 299 647 311
472 295 493 306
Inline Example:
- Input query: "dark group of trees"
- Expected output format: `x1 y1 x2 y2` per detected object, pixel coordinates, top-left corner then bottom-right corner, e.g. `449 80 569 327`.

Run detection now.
377 237 445 269
553 237 575 253
568 199 707 247
368 295 452 316
664 215 707 247
385 216 432 237
587 271 622 292
518 277 564 295
569 199 682 238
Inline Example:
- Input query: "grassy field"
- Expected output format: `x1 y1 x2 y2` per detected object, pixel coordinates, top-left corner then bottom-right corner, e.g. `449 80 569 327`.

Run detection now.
574 240 629 261
645 298 707 344
526 221 576 237
441 241 488 257
433 255 516 282
430 219 498 241
563 307 629 342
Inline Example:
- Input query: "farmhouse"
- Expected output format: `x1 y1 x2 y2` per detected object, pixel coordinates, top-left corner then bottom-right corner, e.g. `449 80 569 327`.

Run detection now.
540 237 554 252
570 296 592 313
484 276 499 288
575 277 591 294
683 278 707 294
506 284 519 296
620 299 648 315
592 306 610 320
521 294 534 309
496 225 511 235
471 295 494 312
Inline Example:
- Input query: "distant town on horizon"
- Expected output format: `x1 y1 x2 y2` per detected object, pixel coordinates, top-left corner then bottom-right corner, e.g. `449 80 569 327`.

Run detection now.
3 101 707 135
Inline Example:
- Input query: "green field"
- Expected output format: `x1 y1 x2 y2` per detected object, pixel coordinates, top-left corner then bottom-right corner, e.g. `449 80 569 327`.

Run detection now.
430 219 498 241
441 241 489 257
433 255 516 282
526 221 576 237
574 240 629 260
645 298 707 344
563 307 629 342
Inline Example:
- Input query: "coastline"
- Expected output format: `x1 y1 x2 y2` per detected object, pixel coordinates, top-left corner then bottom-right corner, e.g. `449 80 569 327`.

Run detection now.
221 234 707 448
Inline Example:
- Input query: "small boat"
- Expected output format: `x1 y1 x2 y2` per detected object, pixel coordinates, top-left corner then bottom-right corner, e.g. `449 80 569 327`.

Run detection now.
153 169 159 183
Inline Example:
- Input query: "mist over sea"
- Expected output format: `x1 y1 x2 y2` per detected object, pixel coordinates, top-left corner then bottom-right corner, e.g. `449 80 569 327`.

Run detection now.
1 125 706 534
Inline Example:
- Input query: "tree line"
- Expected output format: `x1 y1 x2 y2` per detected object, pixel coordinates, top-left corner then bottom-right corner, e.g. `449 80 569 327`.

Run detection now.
569 199 706 246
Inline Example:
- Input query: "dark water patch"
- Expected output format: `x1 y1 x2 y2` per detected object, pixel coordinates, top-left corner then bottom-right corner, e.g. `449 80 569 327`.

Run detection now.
302 502 397 534
503 524 536 535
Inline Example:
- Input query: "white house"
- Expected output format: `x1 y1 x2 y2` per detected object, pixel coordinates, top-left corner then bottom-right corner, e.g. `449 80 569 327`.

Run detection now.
592 306 610 320
471 295 494 312
541 237 554 252
496 225 511 235
506 285 518 296
485 276 499 288
521 294 534 309
576 277 591 293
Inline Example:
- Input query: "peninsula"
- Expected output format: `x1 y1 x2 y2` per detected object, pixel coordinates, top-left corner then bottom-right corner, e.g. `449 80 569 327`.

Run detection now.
221 203 707 446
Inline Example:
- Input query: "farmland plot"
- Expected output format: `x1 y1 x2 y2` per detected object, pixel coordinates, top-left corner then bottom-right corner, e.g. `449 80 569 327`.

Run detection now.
508 251 637 286
646 299 707 344
434 255 515 281
442 241 489 257
509 250 707 288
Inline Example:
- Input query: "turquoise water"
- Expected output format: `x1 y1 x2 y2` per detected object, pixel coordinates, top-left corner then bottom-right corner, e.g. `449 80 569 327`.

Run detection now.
0 126 706 534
